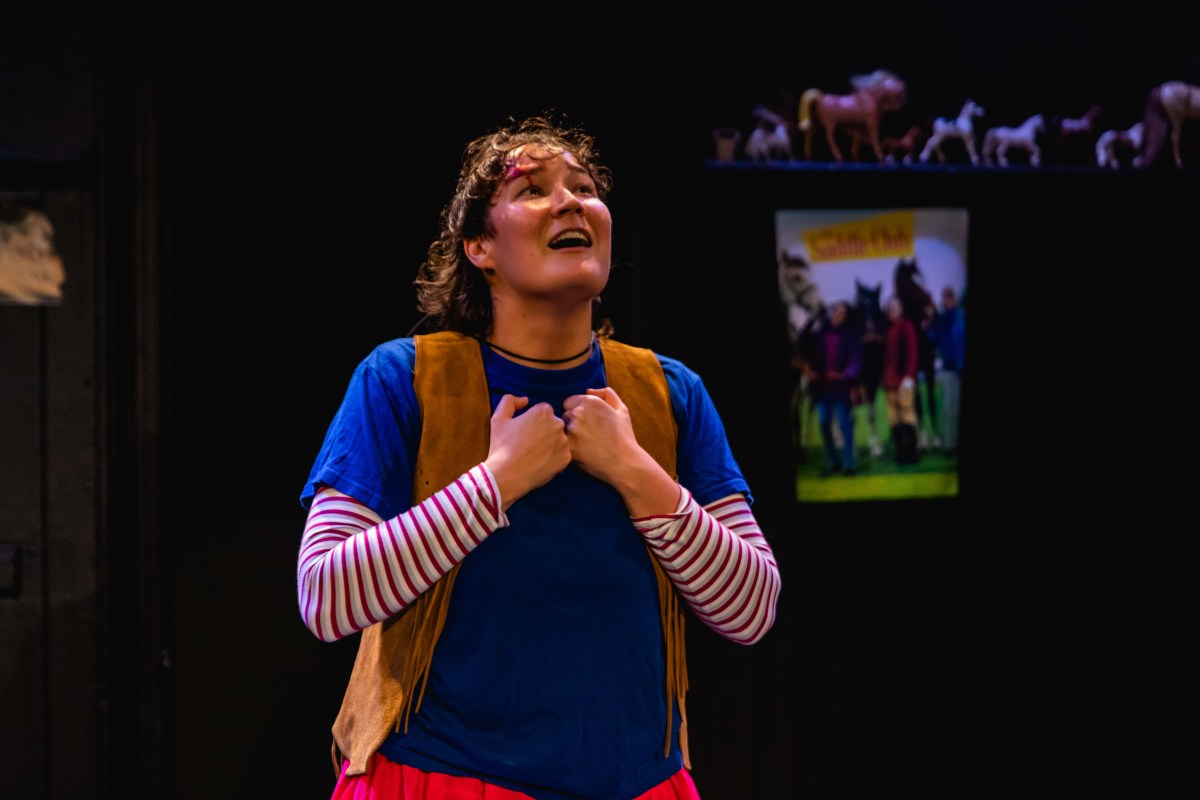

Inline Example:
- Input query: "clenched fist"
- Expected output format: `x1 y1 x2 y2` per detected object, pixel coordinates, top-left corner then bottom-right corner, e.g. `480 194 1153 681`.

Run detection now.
484 395 571 510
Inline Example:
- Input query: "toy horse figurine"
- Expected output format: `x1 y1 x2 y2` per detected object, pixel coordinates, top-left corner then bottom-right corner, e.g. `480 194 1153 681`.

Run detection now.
797 70 907 164
1095 122 1144 169
1141 80 1200 168
982 114 1045 166
1054 104 1102 165
746 105 796 163
919 100 985 165
881 126 924 165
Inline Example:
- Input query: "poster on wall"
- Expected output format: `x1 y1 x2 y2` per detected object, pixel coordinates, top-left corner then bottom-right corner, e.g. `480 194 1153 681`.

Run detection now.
777 207 967 503
0 197 65 306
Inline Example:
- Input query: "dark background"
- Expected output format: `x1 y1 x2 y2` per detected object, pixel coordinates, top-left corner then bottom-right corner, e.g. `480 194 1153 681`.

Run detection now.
1 3 1194 798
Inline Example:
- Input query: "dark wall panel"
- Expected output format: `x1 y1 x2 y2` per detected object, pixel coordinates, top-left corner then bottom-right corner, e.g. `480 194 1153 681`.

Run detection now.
0 303 46 798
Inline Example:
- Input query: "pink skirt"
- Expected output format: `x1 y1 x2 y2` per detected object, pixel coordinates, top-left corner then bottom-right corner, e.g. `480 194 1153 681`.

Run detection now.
331 755 701 800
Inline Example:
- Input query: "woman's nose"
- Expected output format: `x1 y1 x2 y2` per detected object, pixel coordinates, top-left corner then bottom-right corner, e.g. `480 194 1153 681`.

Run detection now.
552 187 584 216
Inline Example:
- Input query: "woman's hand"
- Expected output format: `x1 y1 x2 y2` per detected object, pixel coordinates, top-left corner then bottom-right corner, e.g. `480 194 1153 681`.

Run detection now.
561 387 638 485
562 387 680 517
484 395 571 510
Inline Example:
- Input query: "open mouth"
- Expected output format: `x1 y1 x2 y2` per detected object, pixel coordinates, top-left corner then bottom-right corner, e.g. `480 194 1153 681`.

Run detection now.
548 231 592 249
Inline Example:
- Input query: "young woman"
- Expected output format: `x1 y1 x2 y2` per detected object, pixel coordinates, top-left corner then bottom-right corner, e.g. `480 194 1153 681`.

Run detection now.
297 116 780 800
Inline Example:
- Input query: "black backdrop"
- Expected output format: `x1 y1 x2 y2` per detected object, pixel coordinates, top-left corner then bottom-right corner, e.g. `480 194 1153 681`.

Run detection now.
158 6 1192 799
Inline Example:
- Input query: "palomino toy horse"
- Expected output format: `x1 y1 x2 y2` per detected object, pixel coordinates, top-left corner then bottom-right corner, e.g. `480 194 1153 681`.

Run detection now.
797 70 907 164
982 114 1044 166
919 100 985 165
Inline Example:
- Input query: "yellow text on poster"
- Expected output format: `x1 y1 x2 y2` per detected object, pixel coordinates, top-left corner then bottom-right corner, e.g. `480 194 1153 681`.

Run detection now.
802 211 914 263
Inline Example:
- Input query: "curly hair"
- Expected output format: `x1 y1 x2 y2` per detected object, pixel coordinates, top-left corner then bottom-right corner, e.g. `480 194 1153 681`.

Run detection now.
413 115 614 337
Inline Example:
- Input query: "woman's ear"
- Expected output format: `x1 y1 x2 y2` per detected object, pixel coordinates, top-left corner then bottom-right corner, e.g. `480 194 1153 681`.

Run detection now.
463 237 493 271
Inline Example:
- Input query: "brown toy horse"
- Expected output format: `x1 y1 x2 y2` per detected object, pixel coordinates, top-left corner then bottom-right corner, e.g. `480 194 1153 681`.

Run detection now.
1054 104 1102 165
880 126 924 165
1141 81 1200 168
797 70 908 164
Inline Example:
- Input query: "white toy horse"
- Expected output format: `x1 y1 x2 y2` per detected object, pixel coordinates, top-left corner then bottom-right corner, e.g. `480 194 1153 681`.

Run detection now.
982 114 1045 166
1095 122 1144 169
746 105 796 163
919 100 985 165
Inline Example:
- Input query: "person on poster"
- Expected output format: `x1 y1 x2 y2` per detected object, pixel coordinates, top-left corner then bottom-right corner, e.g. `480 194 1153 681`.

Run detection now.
295 116 781 800
800 299 862 475
932 286 966 453
882 295 920 463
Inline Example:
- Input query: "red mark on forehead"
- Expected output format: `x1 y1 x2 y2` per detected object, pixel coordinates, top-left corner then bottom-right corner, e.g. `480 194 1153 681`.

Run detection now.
499 152 589 187
503 160 538 183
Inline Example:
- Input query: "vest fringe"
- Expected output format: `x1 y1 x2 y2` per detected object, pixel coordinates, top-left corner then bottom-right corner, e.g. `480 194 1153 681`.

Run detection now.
396 566 460 732
653 548 690 768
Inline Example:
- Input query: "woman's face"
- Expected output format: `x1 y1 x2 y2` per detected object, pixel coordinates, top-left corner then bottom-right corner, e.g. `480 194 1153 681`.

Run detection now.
464 146 612 308
830 302 848 326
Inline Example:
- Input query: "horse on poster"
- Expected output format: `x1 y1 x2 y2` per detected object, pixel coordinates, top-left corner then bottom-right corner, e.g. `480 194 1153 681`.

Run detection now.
779 248 826 456
893 257 940 448
852 279 887 457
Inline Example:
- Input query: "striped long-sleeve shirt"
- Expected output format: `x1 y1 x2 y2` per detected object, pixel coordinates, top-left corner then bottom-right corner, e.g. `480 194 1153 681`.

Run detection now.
297 464 779 645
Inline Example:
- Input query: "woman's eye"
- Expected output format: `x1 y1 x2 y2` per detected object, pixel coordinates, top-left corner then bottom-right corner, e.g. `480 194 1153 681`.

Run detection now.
576 184 595 195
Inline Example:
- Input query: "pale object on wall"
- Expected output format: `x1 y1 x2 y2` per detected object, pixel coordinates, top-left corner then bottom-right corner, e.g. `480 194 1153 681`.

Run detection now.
0 206 65 305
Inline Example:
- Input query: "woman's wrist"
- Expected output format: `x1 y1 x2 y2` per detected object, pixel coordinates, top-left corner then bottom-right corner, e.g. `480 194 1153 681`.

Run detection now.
610 449 681 518
483 455 522 512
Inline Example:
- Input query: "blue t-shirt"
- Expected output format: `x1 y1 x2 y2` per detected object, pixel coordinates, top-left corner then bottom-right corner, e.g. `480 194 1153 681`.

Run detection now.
301 338 749 800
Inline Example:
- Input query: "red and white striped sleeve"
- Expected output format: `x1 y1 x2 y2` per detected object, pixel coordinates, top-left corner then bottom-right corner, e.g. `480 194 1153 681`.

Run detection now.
296 463 508 642
633 489 780 645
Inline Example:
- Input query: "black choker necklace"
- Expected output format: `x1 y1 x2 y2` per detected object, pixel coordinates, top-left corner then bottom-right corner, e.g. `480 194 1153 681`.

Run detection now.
483 334 594 365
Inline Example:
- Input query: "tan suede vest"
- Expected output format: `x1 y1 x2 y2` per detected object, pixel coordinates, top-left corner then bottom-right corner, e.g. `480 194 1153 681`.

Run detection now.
330 330 690 777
